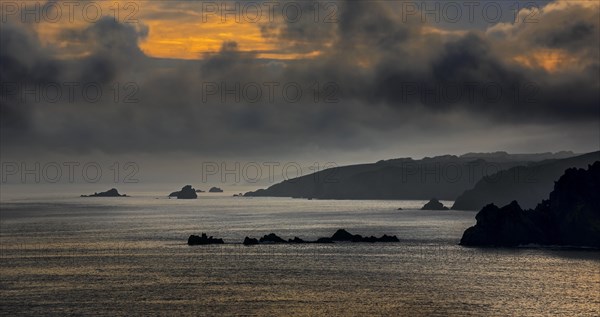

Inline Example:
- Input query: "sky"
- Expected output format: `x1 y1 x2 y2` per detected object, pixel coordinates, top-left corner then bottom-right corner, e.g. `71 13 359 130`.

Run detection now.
0 0 599 186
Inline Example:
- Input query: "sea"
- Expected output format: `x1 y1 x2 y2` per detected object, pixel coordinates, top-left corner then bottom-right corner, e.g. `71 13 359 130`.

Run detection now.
1 192 599 316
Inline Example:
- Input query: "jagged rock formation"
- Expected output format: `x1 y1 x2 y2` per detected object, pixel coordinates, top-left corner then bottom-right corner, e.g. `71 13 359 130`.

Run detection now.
169 185 198 199
81 188 127 197
421 198 449 210
460 162 600 247
259 233 287 244
243 237 259 245
188 233 224 245
242 229 399 245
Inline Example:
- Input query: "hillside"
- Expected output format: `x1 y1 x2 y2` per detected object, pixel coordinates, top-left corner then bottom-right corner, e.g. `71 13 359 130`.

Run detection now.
452 151 600 210
244 152 579 200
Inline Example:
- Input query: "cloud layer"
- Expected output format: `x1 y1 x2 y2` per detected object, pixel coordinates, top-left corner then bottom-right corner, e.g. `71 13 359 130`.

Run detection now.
1 0 598 161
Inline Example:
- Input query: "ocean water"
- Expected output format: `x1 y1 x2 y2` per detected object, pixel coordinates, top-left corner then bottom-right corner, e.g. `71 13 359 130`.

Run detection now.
0 195 598 316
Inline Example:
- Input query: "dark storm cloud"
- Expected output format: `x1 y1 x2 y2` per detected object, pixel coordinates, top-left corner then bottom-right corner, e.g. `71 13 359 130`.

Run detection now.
0 22 61 140
306 1 599 122
504 2 599 54
0 17 149 150
0 0 598 158
369 32 598 122
538 21 595 49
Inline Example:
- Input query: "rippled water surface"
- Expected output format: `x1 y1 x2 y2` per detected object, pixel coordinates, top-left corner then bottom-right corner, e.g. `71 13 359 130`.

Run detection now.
1 195 599 316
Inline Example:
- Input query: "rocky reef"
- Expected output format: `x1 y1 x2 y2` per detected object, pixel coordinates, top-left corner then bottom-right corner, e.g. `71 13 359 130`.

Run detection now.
188 233 224 245
243 237 259 245
209 187 223 193
169 185 198 199
460 162 600 247
258 233 287 243
421 198 449 210
242 229 399 246
81 188 127 197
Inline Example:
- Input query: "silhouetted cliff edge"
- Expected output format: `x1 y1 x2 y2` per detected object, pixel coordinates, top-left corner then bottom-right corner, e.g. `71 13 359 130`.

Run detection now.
245 153 576 200
460 161 600 248
452 152 600 210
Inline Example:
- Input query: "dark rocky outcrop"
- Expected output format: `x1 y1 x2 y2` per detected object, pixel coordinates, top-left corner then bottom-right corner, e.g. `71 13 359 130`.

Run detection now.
188 233 224 245
330 229 401 243
169 185 198 199
259 233 286 244
460 162 600 248
421 198 449 210
81 188 127 197
209 187 223 193
459 201 549 246
315 237 334 243
330 229 361 241
243 237 259 245
288 237 306 243
370 234 400 242
243 229 399 245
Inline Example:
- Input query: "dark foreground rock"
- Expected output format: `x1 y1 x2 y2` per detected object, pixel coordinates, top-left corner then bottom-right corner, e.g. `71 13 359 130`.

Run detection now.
243 229 399 245
169 185 198 199
421 198 449 210
460 162 600 248
81 188 127 197
188 233 224 245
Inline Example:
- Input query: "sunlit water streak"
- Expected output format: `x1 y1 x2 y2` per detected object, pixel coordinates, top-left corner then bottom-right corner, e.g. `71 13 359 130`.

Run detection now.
1 196 599 316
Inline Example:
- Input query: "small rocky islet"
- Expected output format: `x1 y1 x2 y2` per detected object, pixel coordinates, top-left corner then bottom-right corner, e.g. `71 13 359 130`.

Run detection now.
169 185 198 199
209 187 223 193
81 188 128 197
421 198 449 210
187 233 224 245
188 229 399 246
